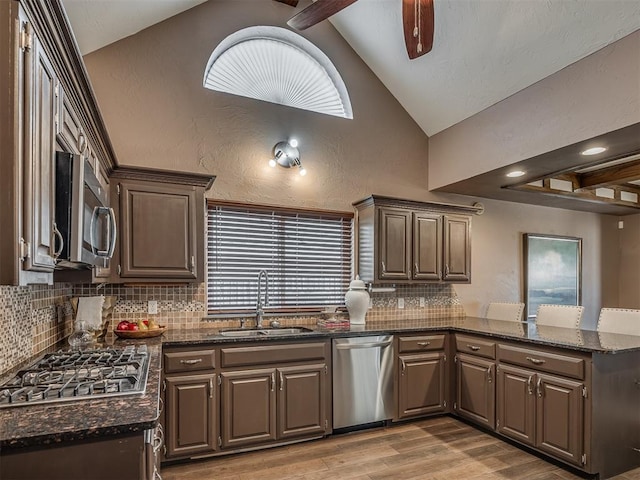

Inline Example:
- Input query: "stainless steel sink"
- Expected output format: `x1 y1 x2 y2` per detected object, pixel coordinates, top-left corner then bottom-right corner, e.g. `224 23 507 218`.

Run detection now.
218 327 314 337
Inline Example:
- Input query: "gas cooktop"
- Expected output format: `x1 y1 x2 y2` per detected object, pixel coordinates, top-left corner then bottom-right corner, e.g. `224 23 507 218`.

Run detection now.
0 345 149 408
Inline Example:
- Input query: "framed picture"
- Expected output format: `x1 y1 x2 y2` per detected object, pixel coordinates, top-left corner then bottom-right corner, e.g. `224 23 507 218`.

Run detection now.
523 234 582 319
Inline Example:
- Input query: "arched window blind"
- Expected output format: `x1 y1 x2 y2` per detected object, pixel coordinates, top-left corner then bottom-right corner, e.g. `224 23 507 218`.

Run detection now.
207 202 353 313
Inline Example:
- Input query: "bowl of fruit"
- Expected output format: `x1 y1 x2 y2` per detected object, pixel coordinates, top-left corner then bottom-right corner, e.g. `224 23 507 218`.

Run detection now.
114 319 166 339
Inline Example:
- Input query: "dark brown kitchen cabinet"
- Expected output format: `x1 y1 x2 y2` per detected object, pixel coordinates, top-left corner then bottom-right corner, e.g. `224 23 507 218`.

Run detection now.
496 343 588 468
1 1 118 285
398 352 447 418
443 215 471 282
220 369 277 449
395 334 449 420
219 341 331 450
109 167 213 283
21 13 59 278
378 208 412 280
354 196 476 284
165 373 218 459
455 353 496 429
277 364 328 439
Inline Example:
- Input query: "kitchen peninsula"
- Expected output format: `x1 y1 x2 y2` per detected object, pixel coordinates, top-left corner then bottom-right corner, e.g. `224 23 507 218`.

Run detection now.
2 318 639 480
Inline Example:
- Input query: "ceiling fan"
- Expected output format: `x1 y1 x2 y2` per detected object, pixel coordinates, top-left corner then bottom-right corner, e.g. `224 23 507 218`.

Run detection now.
275 0 434 59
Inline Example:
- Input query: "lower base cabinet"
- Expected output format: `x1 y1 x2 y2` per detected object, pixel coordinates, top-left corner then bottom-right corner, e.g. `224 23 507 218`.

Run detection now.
220 369 277 449
497 360 586 467
163 341 331 462
455 353 495 429
398 352 447 418
164 374 217 458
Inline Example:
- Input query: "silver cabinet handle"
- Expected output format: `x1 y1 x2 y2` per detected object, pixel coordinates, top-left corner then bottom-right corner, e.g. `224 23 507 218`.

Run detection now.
444 264 450 277
526 356 545 365
180 358 203 365
335 340 393 350
381 261 386 274
487 367 492 384
51 222 64 259
414 263 419 275
527 375 533 395
279 371 284 391
209 377 214 399
417 341 431 347
467 345 480 351
271 372 275 392
401 358 406 375
190 255 196 274
536 378 543 397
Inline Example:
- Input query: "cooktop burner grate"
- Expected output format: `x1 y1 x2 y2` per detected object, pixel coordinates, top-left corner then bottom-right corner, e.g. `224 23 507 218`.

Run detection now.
0 345 149 408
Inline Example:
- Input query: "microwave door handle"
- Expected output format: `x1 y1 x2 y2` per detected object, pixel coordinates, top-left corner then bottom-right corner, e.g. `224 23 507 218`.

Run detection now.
106 207 117 259
89 206 99 257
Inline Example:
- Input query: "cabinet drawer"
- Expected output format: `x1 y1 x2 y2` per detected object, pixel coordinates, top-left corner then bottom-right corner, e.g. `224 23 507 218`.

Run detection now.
456 335 496 359
221 342 327 368
398 334 446 353
497 344 585 380
164 350 215 374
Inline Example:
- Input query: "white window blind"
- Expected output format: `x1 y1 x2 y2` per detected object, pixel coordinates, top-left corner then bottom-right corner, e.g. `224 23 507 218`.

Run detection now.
207 202 353 313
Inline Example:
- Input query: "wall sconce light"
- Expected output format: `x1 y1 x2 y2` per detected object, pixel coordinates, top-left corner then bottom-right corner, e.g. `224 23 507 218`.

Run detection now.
268 139 307 176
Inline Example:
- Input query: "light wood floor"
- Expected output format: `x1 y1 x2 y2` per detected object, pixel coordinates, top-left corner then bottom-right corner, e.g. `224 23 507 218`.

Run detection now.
162 417 640 480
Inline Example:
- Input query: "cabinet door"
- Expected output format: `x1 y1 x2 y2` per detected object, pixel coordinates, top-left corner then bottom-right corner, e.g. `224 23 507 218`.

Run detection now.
221 369 277 449
165 374 217 459
536 374 584 467
118 181 197 279
378 208 411 280
56 87 84 154
496 364 536 446
455 354 495 429
277 364 328 440
22 28 58 273
412 213 442 280
398 352 446 419
443 215 471 282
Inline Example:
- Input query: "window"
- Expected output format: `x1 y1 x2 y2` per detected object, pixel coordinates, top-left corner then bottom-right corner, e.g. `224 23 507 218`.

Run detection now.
203 26 353 119
207 201 353 314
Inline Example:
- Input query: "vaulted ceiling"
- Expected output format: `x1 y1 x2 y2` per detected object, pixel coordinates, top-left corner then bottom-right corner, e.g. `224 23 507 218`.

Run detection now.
61 0 640 213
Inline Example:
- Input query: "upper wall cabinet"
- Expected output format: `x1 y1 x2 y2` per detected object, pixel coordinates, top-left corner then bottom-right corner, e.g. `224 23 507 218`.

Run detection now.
109 168 214 284
353 196 479 284
0 0 117 285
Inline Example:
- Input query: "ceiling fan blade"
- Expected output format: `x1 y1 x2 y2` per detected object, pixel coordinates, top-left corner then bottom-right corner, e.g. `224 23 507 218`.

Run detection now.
402 0 434 59
287 0 359 30
274 0 299 7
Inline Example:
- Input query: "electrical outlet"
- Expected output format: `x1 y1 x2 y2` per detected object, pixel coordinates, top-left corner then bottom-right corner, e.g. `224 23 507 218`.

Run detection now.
397 297 405 309
419 297 425 307
148 300 158 315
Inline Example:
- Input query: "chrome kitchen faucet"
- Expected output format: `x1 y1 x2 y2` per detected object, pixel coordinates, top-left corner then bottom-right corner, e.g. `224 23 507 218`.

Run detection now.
256 270 269 328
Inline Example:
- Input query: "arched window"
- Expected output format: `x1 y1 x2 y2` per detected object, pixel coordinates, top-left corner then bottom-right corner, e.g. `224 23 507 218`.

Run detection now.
203 26 352 119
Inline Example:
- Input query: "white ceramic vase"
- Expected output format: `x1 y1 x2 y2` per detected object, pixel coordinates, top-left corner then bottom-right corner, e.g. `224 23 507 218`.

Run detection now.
345 276 369 325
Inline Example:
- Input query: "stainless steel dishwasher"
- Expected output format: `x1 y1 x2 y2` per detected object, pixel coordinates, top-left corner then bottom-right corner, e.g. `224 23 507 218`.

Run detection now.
332 335 395 429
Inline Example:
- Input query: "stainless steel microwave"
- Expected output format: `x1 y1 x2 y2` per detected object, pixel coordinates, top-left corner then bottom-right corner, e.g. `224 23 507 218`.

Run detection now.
55 151 116 268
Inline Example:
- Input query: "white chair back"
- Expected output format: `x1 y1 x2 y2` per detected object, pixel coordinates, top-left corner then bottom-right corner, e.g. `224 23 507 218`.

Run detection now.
535 304 584 328
485 302 525 322
597 308 640 336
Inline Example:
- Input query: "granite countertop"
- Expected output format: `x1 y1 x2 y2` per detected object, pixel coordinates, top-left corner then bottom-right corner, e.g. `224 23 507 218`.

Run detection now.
163 317 640 354
0 337 163 450
4 315 639 450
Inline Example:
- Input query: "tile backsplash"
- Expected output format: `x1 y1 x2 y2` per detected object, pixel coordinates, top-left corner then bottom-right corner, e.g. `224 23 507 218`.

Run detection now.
0 284 74 377
1 281 464 376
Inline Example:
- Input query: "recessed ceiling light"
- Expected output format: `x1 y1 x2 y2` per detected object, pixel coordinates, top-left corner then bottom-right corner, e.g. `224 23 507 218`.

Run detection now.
506 170 526 178
581 146 607 156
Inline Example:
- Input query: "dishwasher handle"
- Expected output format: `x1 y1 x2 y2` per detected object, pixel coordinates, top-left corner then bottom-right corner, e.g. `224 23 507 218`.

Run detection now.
335 340 393 350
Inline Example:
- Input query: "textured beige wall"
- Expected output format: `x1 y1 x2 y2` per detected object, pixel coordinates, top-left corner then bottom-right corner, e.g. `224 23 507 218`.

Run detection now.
83 0 621 328
84 0 435 211
618 214 640 308
428 30 640 189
